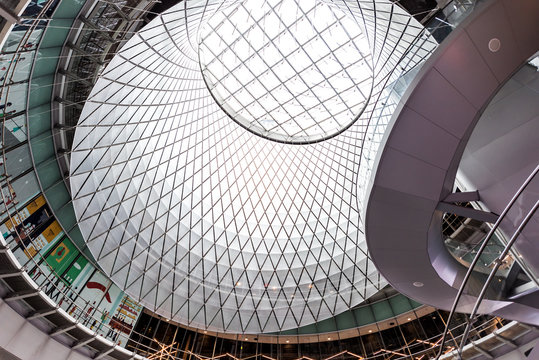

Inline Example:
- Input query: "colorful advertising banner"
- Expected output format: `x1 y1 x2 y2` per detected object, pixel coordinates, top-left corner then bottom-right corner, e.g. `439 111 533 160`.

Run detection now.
107 294 143 345
74 271 123 331
45 237 79 276
28 237 87 305
1 194 47 245
1 195 63 263
22 220 62 258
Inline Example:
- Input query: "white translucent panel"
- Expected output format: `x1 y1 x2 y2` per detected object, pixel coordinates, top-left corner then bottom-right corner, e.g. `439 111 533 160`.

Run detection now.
70 0 437 335
198 0 373 144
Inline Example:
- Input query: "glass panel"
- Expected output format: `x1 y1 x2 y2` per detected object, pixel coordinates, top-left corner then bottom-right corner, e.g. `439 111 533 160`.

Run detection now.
199 0 373 143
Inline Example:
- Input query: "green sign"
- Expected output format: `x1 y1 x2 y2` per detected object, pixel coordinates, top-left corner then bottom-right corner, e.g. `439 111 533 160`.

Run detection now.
45 237 79 276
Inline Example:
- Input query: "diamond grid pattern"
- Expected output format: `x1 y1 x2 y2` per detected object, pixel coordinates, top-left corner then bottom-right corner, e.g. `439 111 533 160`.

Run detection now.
199 0 373 143
70 0 437 334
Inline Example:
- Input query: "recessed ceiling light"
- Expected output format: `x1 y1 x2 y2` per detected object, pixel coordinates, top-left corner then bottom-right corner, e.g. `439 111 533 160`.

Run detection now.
488 38 501 52
413 281 424 287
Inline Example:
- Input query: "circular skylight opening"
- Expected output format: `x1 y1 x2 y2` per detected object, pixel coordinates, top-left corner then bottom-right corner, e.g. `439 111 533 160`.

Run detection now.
198 0 373 144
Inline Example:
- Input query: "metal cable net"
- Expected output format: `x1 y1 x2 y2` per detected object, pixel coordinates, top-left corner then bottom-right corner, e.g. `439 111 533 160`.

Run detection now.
69 0 436 334
198 0 373 143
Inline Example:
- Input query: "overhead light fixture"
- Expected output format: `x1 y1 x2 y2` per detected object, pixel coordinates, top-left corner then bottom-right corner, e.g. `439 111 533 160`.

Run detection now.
488 38 501 52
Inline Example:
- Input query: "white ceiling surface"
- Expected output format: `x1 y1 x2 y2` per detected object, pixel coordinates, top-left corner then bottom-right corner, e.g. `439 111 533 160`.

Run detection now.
70 0 435 333
365 0 539 324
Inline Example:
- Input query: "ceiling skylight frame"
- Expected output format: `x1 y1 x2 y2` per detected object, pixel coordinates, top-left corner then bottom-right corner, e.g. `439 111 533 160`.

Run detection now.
198 0 374 144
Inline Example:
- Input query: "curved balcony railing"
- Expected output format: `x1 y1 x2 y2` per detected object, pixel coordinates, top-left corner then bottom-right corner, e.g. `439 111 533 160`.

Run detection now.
436 164 539 359
0 0 156 356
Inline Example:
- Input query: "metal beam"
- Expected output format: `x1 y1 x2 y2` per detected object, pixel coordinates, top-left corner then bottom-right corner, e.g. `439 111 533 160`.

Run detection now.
109 2 130 21
508 281 539 300
437 202 499 223
78 15 116 43
0 3 19 24
503 261 524 297
65 41 105 65
72 336 96 350
54 123 77 130
94 347 115 360
54 96 84 110
521 323 539 333
27 308 58 320
492 333 517 349
58 68 94 87
3 289 40 302
471 342 493 359
50 324 77 336
443 190 480 203
0 269 24 279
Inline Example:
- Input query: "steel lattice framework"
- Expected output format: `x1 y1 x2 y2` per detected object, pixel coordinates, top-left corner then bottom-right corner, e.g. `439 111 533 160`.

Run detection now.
70 0 436 334
198 0 373 143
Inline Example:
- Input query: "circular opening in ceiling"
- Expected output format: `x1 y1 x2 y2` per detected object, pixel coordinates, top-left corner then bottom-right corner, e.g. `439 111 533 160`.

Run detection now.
198 0 373 144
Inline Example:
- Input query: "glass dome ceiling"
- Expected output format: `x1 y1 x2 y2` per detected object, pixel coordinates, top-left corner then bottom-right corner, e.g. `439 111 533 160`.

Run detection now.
198 0 373 143
69 0 435 334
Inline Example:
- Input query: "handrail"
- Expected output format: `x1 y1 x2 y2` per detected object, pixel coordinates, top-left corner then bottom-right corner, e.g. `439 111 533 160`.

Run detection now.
435 164 539 359
0 0 151 349
456 200 539 358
